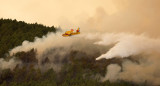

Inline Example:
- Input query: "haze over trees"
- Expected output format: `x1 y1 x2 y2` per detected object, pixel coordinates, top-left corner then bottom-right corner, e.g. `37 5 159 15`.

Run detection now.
0 19 141 86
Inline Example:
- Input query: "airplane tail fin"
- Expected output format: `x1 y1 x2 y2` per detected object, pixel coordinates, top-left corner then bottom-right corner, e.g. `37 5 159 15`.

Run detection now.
77 27 80 32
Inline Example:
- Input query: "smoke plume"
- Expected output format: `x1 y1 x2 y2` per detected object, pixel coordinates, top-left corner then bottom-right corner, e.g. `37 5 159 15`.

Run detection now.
96 33 160 60
0 58 21 71
94 33 160 85
1 0 160 85
9 32 160 85
9 32 108 72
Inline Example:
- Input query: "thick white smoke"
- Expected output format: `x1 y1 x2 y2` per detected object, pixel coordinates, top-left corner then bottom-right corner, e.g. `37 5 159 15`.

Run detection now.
101 64 121 82
9 32 81 71
1 0 160 85
94 33 160 85
95 33 160 60
0 58 21 71
10 32 74 56
8 31 160 85
101 56 160 85
9 32 108 72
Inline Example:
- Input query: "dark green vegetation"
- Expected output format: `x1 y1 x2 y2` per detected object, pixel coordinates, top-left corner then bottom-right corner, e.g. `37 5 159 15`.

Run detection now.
0 18 56 58
0 19 141 86
0 49 137 86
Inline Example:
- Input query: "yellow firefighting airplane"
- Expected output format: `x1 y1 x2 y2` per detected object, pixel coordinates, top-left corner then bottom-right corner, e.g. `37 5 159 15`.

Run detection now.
62 27 80 37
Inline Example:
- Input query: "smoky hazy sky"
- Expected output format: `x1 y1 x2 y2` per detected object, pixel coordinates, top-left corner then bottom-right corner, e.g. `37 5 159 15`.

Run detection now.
1 0 160 36
0 0 122 25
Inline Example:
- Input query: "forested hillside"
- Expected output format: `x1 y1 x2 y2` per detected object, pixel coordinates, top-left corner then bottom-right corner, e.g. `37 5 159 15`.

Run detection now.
0 19 56 57
0 19 140 86
0 49 137 86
